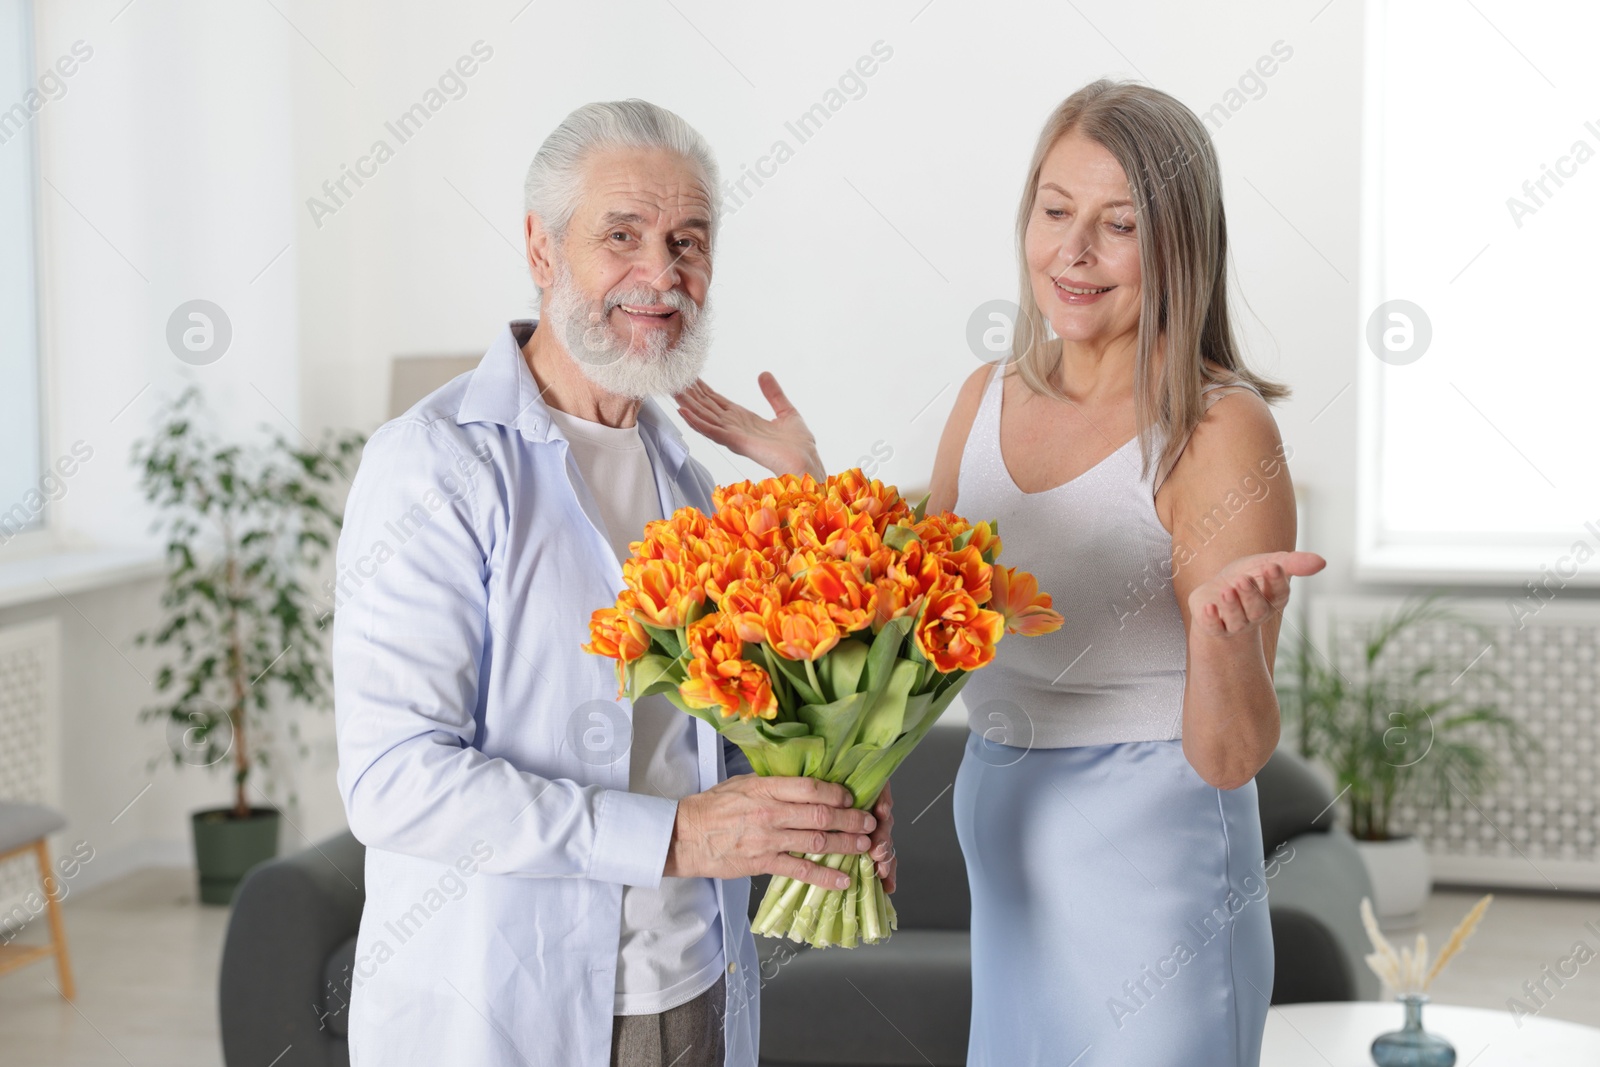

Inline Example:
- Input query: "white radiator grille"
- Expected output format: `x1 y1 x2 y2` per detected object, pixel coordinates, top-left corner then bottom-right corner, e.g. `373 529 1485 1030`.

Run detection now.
0 618 61 934
1307 596 1600 890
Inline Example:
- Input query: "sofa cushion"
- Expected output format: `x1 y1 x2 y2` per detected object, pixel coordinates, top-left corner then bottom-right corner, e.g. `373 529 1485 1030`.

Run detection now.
758 929 969 1066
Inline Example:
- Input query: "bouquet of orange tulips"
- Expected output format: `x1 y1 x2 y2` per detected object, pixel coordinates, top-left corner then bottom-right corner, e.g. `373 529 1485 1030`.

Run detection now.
582 468 1063 947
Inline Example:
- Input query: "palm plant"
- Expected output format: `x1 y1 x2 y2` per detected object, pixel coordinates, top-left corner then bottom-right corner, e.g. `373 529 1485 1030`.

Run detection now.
1276 594 1539 841
133 388 364 818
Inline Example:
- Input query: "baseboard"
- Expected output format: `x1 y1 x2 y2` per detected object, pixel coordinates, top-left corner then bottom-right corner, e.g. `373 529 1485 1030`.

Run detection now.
66 838 193 899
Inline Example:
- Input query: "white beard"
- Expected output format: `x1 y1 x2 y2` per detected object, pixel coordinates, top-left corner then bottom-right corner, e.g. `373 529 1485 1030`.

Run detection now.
540 259 713 399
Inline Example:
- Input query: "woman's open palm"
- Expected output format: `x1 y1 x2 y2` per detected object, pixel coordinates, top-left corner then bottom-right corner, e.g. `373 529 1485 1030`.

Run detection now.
675 373 823 478
1188 550 1326 640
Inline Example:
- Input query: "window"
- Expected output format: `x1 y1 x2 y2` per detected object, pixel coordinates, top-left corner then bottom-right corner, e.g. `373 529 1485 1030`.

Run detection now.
1357 0 1599 585
0 0 43 548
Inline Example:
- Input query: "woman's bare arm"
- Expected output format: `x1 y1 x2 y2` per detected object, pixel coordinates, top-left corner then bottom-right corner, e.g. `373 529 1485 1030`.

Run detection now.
1166 390 1324 789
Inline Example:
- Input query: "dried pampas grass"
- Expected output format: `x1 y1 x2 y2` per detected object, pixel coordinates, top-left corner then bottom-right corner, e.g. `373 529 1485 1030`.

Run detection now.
1424 894 1493 988
1360 894 1492 996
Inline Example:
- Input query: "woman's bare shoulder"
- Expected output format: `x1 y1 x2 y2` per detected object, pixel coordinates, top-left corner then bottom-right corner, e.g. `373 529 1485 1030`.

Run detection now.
1182 375 1282 477
927 362 1001 513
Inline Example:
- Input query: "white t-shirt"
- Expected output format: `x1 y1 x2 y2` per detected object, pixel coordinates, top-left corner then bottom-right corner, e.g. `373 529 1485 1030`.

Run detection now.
545 405 726 1015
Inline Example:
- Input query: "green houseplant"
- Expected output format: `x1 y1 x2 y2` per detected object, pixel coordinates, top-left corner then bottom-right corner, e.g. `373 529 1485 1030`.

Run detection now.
133 388 363 904
1276 594 1538 923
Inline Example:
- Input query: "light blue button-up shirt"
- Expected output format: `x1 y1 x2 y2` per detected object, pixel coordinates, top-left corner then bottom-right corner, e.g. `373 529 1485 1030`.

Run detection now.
333 320 759 1066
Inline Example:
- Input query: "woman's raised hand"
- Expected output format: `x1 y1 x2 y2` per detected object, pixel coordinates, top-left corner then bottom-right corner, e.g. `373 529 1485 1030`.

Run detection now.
1187 550 1326 639
674 372 825 479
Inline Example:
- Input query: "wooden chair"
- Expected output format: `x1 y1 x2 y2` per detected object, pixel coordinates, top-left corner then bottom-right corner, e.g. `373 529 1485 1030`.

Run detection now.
0 802 75 999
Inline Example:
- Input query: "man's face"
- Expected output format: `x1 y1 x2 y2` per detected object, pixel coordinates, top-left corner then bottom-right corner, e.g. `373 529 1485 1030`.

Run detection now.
535 147 716 398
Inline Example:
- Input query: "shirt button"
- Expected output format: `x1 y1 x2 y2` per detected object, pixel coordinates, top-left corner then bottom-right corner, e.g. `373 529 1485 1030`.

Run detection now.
727 962 737 974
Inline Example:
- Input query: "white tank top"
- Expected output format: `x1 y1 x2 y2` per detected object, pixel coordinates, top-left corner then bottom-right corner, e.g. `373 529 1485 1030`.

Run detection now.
953 356 1261 749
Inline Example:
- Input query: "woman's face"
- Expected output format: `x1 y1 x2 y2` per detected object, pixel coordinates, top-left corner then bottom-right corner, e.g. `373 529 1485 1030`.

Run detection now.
1023 131 1144 353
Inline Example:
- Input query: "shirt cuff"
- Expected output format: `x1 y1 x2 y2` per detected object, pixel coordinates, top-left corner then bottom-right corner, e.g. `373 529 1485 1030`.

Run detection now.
590 788 679 888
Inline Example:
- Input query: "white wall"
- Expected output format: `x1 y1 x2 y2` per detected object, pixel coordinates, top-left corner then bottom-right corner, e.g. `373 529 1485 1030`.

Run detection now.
22 0 1376 872
17 0 334 880
287 0 1368 575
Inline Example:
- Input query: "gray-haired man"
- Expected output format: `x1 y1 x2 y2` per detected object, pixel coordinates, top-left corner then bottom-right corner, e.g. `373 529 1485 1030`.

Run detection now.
334 100 898 1067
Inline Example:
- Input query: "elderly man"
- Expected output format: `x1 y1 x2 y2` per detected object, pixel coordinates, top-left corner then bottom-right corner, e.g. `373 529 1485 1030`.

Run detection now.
333 100 896 1067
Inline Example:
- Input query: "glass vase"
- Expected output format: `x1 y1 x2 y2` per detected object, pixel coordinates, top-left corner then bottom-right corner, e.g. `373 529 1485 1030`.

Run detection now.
1370 994 1456 1067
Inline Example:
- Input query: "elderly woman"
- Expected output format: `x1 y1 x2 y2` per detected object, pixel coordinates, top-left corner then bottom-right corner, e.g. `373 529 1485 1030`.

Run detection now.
676 79 1323 1065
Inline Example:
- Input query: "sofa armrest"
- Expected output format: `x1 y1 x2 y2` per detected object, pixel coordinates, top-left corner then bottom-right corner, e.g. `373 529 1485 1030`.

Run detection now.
1267 827 1381 1001
219 831 366 1067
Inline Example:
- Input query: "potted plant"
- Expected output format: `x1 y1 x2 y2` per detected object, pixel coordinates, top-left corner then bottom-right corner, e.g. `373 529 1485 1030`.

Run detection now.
1276 594 1538 927
133 388 363 904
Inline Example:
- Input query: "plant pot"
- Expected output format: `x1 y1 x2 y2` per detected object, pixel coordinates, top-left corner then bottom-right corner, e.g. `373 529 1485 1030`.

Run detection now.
191 807 280 905
1355 833 1432 929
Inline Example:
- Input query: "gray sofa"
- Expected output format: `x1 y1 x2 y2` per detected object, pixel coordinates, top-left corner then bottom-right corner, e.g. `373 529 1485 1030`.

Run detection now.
218 731 1375 1066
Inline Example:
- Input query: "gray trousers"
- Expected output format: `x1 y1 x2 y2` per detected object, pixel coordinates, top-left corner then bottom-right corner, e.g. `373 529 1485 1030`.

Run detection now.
610 974 727 1067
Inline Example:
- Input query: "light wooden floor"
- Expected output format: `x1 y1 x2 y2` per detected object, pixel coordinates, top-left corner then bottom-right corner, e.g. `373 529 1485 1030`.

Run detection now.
0 870 1595 1066
0 868 228 1067
1410 887 1600 1027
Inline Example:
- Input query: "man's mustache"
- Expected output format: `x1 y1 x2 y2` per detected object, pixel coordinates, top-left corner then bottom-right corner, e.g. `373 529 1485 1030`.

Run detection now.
599 288 700 319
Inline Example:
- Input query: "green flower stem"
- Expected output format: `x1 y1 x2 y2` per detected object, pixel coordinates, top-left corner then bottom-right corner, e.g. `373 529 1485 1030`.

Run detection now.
877 859 898 933
812 858 850 946
750 877 783 932
857 853 882 942
805 657 823 702
788 854 844 937
753 854 814 934
840 866 860 946
752 851 895 948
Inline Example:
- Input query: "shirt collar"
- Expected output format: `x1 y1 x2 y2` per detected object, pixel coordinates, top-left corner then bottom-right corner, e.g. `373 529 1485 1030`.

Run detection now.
456 319 691 471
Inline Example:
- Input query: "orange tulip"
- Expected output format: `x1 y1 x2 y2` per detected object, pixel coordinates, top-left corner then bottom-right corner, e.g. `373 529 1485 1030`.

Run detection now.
861 540 941 631
705 546 776 602
856 543 898 586
887 540 944 601
871 576 921 629
623 558 706 629
630 526 715 572
964 519 1003 560
712 501 786 556
791 554 879 633
679 615 778 721
665 505 711 540
828 469 913 531
768 600 843 661
926 513 1001 560
581 606 651 662
718 577 786 644
792 496 877 560
938 544 993 605
915 582 1005 672
714 472 819 514
990 565 1065 636
911 514 957 554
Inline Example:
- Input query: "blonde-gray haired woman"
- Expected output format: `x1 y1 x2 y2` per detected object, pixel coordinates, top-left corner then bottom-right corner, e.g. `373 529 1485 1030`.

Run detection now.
676 78 1322 1065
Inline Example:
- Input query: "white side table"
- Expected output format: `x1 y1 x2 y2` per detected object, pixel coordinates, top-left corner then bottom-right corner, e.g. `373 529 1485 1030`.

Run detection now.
1263 1001 1600 1066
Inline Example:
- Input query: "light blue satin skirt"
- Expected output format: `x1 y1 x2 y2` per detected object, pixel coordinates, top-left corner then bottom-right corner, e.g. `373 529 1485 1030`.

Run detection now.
953 732 1273 1066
